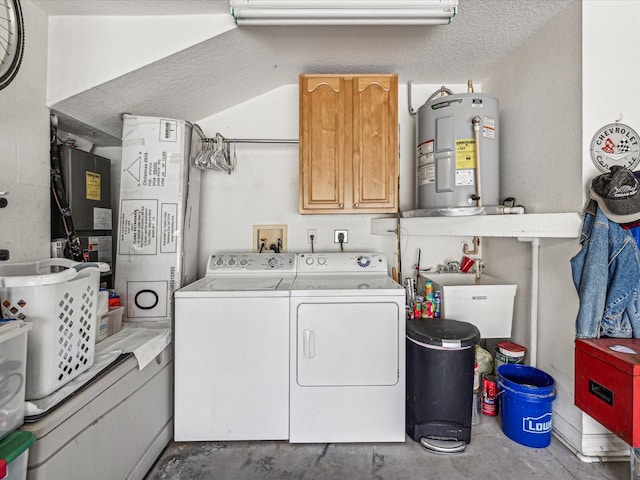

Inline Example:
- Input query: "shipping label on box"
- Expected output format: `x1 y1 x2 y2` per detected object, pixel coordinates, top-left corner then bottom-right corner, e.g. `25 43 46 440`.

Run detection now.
115 115 201 323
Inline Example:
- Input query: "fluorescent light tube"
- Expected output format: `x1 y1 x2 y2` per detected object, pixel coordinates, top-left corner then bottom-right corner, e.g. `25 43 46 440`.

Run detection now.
230 0 458 26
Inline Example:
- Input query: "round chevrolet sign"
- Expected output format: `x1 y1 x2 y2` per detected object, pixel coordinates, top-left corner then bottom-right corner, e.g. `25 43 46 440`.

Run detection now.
590 123 640 172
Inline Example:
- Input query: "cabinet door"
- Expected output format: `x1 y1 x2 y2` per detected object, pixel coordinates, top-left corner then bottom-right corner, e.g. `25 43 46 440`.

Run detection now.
352 74 398 212
299 75 349 212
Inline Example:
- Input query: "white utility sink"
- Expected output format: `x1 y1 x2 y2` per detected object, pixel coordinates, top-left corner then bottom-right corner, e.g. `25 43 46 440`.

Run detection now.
421 273 517 338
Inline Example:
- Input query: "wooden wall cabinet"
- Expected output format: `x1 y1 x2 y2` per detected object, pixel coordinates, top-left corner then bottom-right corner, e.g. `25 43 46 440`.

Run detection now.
299 74 398 214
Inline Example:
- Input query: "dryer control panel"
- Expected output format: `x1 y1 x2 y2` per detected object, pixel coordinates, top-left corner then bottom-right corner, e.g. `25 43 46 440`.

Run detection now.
206 253 297 274
297 253 388 274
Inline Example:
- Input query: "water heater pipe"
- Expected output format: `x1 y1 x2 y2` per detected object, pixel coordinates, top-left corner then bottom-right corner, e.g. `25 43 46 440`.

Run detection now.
518 236 540 367
472 116 482 207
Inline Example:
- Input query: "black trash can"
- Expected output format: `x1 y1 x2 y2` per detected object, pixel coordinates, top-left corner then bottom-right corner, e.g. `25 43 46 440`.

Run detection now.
406 318 480 444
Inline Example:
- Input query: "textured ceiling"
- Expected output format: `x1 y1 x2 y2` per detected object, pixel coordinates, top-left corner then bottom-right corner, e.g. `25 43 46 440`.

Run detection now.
33 0 577 145
32 0 230 16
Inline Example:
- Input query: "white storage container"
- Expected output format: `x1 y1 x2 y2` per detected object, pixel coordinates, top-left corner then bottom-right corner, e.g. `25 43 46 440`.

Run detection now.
0 431 34 480
422 273 517 338
96 306 124 343
0 321 31 440
0 259 106 400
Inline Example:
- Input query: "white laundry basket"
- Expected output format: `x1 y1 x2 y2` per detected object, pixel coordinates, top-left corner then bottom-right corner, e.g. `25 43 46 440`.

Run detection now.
0 259 106 400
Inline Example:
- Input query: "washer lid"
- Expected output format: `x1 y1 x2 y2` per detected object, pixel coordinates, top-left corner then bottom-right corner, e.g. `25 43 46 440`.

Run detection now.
197 277 284 291
407 318 479 348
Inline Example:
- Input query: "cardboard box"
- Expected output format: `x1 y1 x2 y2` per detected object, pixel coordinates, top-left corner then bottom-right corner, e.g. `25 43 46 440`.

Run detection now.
115 115 201 323
575 338 640 447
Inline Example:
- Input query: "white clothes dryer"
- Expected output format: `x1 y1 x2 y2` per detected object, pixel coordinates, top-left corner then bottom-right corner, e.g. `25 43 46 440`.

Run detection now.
289 252 406 443
174 253 297 441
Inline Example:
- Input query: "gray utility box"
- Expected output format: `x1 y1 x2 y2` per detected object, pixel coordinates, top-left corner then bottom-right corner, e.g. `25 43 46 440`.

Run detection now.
51 146 113 266
54 146 111 232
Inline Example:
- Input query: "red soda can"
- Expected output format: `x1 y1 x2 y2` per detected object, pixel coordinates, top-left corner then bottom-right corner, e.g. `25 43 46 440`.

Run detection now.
481 373 499 416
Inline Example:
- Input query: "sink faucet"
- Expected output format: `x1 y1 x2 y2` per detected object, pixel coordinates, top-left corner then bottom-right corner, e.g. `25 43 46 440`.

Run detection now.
439 261 460 273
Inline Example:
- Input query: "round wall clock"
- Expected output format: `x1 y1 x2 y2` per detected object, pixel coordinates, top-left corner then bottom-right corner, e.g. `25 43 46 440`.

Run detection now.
590 122 640 173
0 0 24 91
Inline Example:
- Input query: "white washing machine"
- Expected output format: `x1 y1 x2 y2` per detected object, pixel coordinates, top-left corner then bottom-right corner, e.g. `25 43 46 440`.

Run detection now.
289 252 406 443
174 253 297 441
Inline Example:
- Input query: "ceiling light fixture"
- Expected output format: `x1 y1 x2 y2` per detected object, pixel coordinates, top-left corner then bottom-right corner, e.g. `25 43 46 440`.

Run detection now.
230 0 458 26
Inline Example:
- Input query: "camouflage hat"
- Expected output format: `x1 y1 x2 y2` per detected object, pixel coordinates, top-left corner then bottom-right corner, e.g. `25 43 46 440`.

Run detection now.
590 165 640 223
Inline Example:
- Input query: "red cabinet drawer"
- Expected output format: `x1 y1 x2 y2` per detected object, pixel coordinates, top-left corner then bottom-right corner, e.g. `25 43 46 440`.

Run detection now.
575 338 640 447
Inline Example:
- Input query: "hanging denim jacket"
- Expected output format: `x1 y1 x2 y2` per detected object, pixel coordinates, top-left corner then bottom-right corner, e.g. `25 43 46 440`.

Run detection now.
570 201 640 338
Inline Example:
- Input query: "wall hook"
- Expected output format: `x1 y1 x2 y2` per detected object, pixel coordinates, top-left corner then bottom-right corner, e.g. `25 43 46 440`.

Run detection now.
462 236 480 255
615 112 623 123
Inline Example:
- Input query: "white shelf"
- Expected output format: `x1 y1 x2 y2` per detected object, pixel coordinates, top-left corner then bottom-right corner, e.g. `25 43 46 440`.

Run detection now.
370 212 582 238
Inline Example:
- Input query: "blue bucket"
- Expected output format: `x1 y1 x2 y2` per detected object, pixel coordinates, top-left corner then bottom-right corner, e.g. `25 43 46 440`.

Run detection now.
497 364 556 448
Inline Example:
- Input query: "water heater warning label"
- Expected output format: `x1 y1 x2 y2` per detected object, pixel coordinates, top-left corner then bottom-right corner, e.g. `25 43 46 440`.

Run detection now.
417 140 435 186
455 169 475 187
456 139 476 169
417 164 435 186
483 116 496 139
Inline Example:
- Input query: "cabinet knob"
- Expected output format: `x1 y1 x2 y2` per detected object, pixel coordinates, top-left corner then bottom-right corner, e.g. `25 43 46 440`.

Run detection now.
354 203 359 208
339 203 344 208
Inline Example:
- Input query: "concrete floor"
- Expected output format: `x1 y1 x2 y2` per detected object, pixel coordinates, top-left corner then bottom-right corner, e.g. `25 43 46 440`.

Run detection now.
145 417 629 480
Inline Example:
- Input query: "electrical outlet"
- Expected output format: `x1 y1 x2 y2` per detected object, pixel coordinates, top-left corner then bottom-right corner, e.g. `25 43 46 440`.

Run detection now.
334 229 348 243
307 229 317 244
253 224 288 253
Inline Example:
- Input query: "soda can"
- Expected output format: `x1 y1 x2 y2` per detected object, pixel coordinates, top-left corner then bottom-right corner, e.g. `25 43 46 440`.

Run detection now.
434 291 441 318
481 373 499 416
413 300 422 319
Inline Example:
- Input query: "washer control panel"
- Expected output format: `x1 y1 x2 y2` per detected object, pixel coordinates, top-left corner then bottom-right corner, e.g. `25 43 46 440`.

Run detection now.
297 253 387 273
206 253 297 274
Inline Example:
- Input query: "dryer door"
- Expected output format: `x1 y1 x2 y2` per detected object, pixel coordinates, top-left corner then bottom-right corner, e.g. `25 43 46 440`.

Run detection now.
296 301 399 386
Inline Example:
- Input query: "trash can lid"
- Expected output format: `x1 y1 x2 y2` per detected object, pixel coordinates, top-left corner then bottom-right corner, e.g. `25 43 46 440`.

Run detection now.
407 318 480 348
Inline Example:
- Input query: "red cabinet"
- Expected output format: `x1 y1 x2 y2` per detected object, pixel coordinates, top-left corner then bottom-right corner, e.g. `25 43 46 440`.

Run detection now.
575 338 640 447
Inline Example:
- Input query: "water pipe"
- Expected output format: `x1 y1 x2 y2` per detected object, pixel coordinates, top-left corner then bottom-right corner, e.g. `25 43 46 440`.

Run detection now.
518 236 540 367
462 236 480 255
472 116 482 206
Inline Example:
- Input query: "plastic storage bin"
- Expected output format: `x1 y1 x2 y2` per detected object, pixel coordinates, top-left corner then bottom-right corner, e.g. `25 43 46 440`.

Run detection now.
0 431 35 480
0 320 32 440
406 318 480 443
0 259 106 400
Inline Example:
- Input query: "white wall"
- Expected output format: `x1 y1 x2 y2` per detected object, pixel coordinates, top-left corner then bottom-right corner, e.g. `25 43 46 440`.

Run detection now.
484 2 583 214
0 1 50 263
46 14 235 105
482 0 594 454
583 1 640 188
